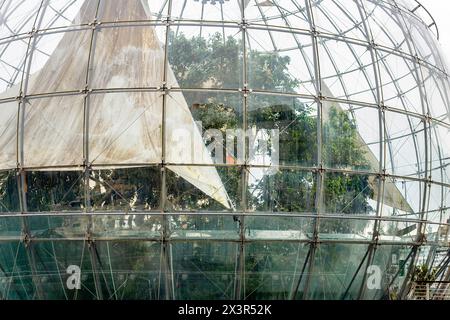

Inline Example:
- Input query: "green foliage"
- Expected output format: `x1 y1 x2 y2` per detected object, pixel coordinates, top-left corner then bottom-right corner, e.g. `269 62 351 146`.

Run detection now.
25 171 83 212
247 51 299 92
323 107 368 169
169 32 241 89
412 264 438 282
90 168 161 211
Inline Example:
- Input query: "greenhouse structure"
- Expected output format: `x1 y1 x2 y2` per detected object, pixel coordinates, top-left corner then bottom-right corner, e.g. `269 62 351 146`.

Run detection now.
0 0 449 300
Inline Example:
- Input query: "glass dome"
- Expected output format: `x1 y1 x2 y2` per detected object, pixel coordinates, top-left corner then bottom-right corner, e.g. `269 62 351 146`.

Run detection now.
0 0 449 300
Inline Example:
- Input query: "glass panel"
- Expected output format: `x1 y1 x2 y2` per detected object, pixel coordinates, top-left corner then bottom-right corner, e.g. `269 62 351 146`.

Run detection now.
244 242 310 300
318 37 377 104
166 91 243 165
322 172 377 215
0 39 28 96
318 218 375 242
430 122 445 183
422 67 450 120
310 0 370 42
171 0 242 22
0 242 36 299
39 0 96 30
45 241 98 300
172 242 237 300
245 216 313 241
247 30 315 95
379 219 418 243
147 1 170 20
377 51 423 115
247 168 316 213
27 215 89 239
0 1 42 39
363 245 413 300
0 217 22 239
26 171 84 212
434 201 450 246
379 177 422 243
307 244 369 300
93 241 162 300
322 105 379 171
167 25 242 89
166 166 241 212
90 167 161 212
31 241 93 299
428 183 443 215
384 111 426 179
248 95 317 167
92 215 162 240
381 176 423 217
433 122 450 184
0 170 20 213
244 1 311 31
364 1 416 55
424 184 444 244
169 215 239 241
400 8 446 71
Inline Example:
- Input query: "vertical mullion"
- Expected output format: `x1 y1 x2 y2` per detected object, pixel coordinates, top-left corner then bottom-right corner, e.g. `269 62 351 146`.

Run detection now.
391 0 431 298
16 0 50 301
354 0 384 300
83 0 102 300
233 0 248 300
302 0 321 300
160 0 173 300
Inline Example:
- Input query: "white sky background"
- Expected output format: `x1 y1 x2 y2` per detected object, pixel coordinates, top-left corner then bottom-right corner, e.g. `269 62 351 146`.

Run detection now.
418 0 450 69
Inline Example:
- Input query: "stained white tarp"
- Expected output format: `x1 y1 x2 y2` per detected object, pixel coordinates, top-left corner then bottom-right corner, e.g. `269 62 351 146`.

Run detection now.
0 0 231 209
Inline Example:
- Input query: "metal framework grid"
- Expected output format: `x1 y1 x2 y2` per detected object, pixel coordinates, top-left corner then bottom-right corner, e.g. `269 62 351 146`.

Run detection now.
0 0 449 300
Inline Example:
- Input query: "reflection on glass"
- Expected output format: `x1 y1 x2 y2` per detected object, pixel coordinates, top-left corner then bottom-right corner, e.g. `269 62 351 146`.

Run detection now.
90 167 161 212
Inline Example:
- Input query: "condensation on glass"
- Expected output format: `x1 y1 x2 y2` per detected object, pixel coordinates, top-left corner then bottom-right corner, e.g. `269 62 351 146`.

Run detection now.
0 0 449 300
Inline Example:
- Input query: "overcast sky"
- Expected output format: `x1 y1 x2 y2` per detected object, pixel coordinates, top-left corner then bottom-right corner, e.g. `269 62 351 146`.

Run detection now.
417 0 450 68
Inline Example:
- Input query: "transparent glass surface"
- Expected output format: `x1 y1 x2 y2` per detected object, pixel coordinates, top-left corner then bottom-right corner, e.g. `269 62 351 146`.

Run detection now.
362 245 413 300
244 242 310 300
169 215 240 241
247 168 316 213
167 25 243 90
172 242 237 300
90 167 161 212
248 95 317 167
27 215 89 239
0 0 449 300
0 170 19 213
245 216 313 241
26 171 84 212
306 244 369 300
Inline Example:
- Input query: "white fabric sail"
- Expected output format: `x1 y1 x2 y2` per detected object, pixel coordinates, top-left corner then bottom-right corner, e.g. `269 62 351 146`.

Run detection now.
0 0 231 209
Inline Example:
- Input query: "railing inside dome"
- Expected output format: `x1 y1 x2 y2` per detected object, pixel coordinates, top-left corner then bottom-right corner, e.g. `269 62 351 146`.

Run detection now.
409 0 440 40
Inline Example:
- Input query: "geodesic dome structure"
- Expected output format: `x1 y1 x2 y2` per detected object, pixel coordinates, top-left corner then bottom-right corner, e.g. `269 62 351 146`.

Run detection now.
0 0 449 300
